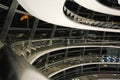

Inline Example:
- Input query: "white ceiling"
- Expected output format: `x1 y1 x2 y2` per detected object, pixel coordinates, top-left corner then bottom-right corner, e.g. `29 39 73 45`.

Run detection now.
17 0 120 33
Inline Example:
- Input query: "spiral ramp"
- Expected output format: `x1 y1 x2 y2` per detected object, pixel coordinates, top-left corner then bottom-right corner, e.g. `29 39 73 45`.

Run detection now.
74 0 120 16
1 0 120 80
17 0 120 32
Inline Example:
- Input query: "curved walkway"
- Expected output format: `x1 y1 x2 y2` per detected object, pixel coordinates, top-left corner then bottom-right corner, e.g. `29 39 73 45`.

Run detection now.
63 6 120 29
28 45 120 64
17 0 120 33
48 62 120 78
74 0 120 16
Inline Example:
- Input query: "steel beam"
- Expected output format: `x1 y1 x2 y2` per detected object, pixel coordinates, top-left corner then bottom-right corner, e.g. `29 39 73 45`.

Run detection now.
29 18 39 39
0 0 18 41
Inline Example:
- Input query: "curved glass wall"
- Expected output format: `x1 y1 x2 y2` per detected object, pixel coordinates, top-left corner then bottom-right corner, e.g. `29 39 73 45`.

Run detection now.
50 63 120 80
11 30 120 58
30 46 120 77
64 0 120 29
97 0 120 10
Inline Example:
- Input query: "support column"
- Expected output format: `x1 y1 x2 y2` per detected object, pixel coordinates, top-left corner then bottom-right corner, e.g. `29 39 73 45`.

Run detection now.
100 47 103 56
81 66 83 74
29 18 39 40
117 64 119 73
0 0 18 41
102 32 106 44
27 18 39 55
85 30 89 43
83 47 85 56
118 49 120 58
50 25 57 38
45 53 50 68
76 6 81 15
98 64 100 72
65 49 68 59
90 12 95 19
68 29 73 38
